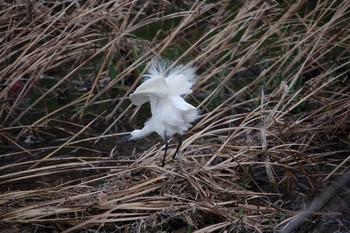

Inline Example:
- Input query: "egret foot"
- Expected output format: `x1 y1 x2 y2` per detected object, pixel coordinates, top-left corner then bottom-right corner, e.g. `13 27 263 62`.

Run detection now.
161 133 169 167
172 135 182 160
161 135 182 167
160 156 177 167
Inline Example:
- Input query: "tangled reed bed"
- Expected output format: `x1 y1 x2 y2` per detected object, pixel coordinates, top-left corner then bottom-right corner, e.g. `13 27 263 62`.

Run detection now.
1 0 350 232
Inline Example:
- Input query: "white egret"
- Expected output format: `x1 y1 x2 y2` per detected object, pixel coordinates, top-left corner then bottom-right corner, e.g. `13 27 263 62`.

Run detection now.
125 59 199 166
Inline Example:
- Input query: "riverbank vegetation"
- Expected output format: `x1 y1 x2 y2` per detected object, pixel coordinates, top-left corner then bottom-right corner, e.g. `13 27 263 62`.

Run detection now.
1 0 349 232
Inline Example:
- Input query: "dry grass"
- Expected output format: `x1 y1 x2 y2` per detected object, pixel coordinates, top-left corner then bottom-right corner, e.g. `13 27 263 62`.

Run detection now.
1 0 350 232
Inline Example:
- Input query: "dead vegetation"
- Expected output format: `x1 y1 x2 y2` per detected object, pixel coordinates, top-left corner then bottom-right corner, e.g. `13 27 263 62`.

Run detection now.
0 0 350 232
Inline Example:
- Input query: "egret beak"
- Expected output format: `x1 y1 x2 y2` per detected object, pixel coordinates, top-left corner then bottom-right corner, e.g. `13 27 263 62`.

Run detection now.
116 134 132 143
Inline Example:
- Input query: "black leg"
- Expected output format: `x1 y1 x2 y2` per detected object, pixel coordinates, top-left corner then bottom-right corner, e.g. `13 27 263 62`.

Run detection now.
162 133 168 167
172 134 182 159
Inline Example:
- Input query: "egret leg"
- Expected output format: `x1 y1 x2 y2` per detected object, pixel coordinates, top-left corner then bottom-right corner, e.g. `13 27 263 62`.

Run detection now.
172 135 182 159
162 133 168 167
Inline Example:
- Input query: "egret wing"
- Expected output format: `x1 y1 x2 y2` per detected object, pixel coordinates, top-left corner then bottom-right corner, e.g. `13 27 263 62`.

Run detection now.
170 96 196 111
130 77 168 106
168 96 199 132
147 59 196 96
165 65 196 96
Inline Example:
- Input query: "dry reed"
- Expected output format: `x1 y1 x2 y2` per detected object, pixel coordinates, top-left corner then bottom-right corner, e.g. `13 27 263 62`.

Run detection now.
1 0 349 232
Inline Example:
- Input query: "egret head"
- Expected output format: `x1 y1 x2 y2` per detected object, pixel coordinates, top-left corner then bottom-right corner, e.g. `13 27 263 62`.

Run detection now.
120 129 150 141
130 129 146 140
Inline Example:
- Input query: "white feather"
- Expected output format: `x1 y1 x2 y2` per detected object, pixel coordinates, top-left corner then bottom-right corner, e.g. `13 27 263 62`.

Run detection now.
129 77 168 106
129 59 198 140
